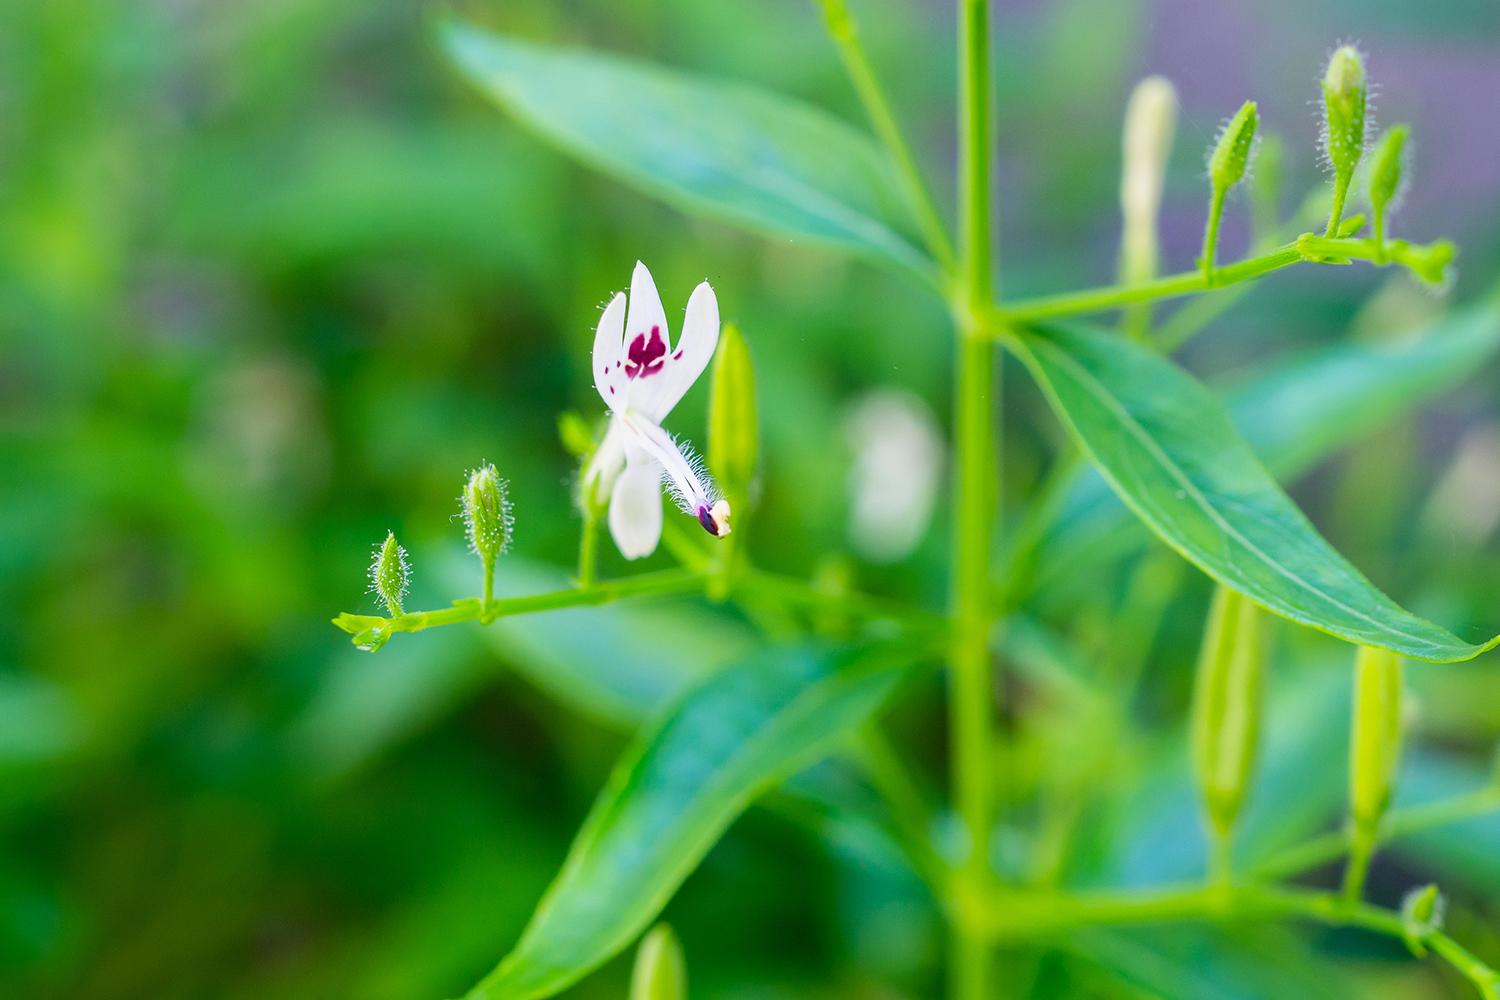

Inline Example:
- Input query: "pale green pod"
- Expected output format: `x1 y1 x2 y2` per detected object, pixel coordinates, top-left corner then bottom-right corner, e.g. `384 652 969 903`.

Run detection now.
370 530 410 617
630 924 687 1000
1350 644 1404 834
1190 585 1267 836
1369 125 1410 213
707 323 758 507
1119 76 1178 284
1322 46 1368 179
1208 100 1258 194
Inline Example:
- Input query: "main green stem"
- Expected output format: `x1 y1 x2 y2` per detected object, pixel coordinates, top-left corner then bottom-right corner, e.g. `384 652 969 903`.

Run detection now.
950 1 997 997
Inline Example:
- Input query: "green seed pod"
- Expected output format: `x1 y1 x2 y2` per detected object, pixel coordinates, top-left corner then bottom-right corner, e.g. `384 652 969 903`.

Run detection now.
1400 883 1445 957
1350 645 1404 835
462 464 513 569
370 530 410 617
1249 133 1285 243
707 323 758 506
1190 585 1267 837
1322 45 1368 180
630 924 687 1000
1208 100 1259 194
1369 125 1410 214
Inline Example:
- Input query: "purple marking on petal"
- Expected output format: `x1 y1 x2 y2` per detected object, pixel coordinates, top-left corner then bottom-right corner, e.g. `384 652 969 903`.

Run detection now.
695 506 717 535
624 325 667 379
672 350 683 360
609 386 615 395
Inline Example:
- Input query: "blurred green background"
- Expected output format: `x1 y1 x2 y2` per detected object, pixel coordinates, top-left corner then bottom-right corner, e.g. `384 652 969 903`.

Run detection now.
6 0 1500 996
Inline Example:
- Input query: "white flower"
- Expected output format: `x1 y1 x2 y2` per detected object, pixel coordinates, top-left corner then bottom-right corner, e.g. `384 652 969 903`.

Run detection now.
845 389 944 563
584 261 731 560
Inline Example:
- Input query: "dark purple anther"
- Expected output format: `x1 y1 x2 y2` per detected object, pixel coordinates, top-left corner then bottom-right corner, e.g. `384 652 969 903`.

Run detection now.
695 505 718 535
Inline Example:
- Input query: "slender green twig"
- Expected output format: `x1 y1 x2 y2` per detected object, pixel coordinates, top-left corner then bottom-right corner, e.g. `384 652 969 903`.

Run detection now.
1252 786 1500 882
576 510 599 588
984 228 1445 330
849 727 948 892
982 883 1499 998
816 0 956 273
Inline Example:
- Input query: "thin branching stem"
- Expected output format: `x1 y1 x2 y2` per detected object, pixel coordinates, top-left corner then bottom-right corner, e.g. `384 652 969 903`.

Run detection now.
982 883 1500 998
816 0 956 273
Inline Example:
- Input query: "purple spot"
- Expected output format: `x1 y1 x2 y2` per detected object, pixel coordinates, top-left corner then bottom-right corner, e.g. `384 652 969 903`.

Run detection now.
672 349 683 360
608 386 615 395
695 506 718 535
624 325 666 379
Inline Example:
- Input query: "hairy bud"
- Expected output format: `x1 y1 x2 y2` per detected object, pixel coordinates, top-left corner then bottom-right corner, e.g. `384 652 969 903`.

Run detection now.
707 323 759 508
1322 45 1368 180
1401 884 1445 957
370 530 410 617
630 924 686 1000
1190 585 1266 837
462 464 513 567
1208 100 1259 194
1369 125 1410 214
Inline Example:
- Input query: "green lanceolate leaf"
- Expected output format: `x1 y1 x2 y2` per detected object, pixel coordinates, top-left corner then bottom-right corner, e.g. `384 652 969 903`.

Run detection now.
1011 321 1500 662
439 18 934 279
1022 293 1500 597
464 641 928 999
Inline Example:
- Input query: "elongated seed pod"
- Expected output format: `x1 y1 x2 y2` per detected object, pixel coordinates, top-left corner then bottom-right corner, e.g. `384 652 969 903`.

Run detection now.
462 464 513 567
707 323 758 507
1350 645 1404 835
1369 125 1410 214
1190 585 1267 836
630 925 687 1000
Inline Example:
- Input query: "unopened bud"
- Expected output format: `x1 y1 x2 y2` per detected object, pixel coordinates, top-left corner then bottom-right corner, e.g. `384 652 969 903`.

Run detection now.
558 411 596 460
1322 45 1368 179
1190 585 1266 836
1120 76 1178 264
1350 645 1404 836
1208 100 1259 193
707 323 758 507
370 530 410 617
462 463 513 569
1400 884 1445 957
630 924 686 1000
1369 125 1410 214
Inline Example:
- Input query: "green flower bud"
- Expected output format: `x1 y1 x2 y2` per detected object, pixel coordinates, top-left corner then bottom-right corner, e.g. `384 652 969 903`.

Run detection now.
1350 645 1404 836
1400 884 1444 956
557 410 596 460
1369 125 1410 214
462 463 513 568
1208 100 1259 194
630 924 686 1000
1322 45 1368 180
370 530 410 617
707 323 758 507
1190 585 1266 837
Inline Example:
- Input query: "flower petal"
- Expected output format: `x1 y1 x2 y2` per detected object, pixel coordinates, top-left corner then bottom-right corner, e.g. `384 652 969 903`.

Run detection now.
592 292 627 408
607 458 663 560
643 280 719 421
621 261 671 406
582 416 628 507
